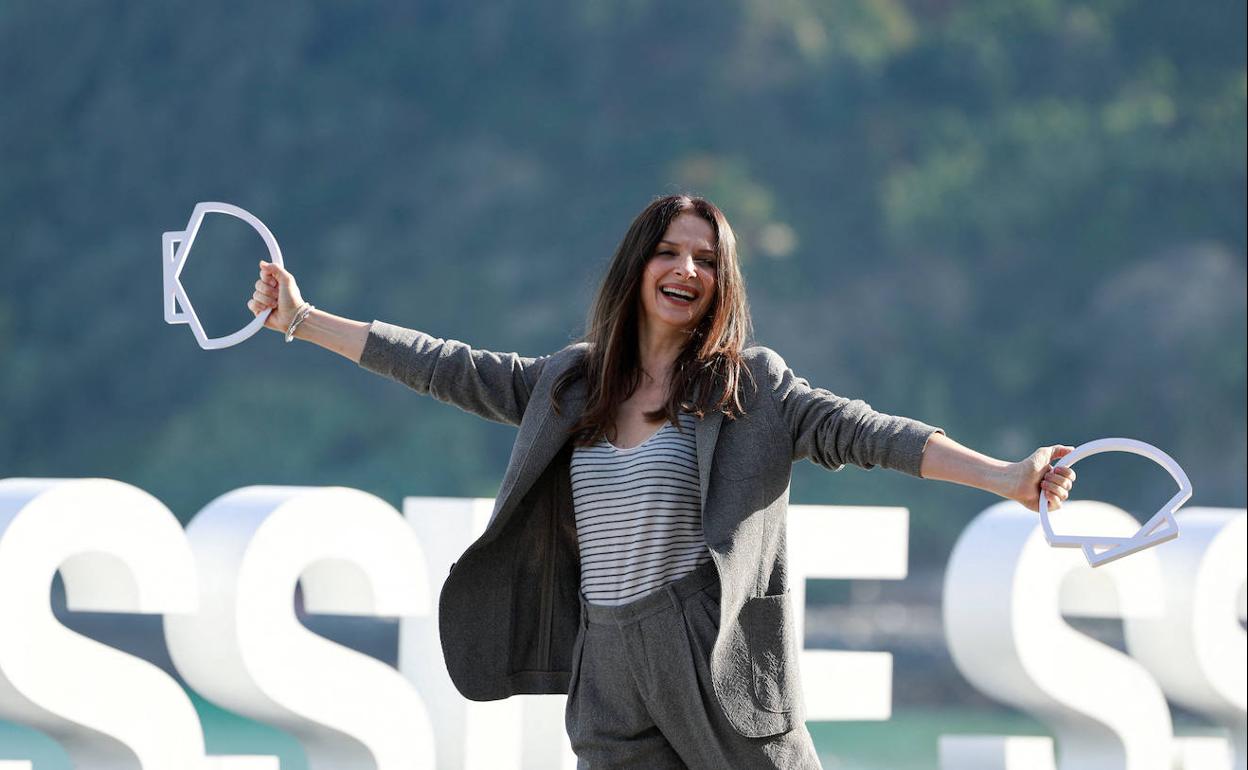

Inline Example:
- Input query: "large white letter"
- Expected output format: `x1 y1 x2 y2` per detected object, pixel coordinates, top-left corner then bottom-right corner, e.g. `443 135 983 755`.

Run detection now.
164 485 434 770
786 504 910 720
0 477 271 769
941 500 1174 770
1124 509 1247 770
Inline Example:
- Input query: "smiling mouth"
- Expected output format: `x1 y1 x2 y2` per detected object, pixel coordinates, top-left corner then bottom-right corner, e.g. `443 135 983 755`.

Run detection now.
659 287 697 306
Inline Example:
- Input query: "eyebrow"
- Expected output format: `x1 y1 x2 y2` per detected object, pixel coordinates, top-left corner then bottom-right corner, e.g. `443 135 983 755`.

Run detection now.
658 240 717 255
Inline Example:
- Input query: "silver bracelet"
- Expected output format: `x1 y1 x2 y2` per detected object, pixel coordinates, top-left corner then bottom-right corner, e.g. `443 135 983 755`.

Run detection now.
285 302 314 342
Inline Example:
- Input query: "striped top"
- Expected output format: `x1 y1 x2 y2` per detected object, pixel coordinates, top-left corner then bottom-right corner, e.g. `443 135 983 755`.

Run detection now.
570 411 710 606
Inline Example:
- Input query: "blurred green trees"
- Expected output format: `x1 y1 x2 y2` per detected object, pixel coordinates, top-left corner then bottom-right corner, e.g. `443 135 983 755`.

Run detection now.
1 0 1242 564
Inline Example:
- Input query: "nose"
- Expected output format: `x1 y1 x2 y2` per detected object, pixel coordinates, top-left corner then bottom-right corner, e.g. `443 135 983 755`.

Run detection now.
674 253 698 279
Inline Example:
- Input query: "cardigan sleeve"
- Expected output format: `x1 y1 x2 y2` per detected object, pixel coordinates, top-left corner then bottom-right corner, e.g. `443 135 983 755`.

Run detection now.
357 320 551 427
757 346 944 477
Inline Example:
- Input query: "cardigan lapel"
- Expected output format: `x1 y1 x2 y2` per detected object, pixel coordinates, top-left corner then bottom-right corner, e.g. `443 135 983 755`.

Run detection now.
481 370 587 539
690 372 726 512
695 406 724 512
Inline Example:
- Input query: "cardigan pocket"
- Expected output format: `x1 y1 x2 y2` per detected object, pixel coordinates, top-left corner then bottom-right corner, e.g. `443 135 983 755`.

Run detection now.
741 591 799 713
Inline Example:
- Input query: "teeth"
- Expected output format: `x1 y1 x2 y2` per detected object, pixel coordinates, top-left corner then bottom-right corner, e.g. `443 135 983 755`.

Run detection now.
662 287 696 300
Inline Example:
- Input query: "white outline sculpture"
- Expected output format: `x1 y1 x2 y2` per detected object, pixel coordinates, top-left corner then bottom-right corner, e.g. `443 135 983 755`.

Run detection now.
163 202 283 350
1039 437 1192 567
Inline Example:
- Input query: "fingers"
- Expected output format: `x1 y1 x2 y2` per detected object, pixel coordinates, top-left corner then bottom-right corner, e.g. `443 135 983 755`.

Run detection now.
254 262 279 314
1045 466 1075 488
259 260 285 282
1040 478 1071 513
1039 483 1063 511
1038 448 1077 511
1040 478 1067 497
1042 446 1076 512
1050 444 1076 462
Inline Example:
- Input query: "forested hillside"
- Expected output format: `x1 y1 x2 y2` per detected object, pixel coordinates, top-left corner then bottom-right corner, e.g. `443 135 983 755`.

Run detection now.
2 0 1243 565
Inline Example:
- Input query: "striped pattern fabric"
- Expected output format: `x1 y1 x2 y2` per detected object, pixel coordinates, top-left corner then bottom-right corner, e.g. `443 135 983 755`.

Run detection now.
571 411 711 606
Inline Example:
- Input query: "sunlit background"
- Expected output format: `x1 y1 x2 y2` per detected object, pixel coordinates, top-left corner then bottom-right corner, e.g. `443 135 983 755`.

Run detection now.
1 1 1244 767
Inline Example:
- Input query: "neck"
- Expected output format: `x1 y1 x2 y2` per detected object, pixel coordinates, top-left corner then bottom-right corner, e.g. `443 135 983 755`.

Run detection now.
636 314 689 389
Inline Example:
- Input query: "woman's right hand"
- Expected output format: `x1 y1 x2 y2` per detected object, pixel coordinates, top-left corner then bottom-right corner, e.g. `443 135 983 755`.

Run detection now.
248 260 306 333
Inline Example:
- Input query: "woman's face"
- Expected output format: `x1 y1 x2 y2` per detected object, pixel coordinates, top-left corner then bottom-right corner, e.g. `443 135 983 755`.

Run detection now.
638 212 718 336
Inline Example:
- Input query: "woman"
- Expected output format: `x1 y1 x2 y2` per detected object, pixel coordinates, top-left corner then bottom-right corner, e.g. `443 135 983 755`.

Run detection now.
247 195 1076 769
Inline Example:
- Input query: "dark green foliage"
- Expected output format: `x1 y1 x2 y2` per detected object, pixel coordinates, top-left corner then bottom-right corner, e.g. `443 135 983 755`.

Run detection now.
1 0 1243 565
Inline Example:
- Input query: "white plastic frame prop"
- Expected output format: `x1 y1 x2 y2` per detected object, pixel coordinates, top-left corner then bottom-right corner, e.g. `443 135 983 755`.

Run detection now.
163 202 283 350
1039 437 1192 567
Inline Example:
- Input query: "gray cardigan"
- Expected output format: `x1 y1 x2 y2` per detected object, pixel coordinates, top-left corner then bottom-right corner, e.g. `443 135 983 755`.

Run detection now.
358 320 944 738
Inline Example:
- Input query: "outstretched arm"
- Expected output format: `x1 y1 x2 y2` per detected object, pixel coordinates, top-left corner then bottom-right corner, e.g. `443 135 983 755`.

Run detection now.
919 432 1077 512
763 347 944 476
356 320 550 426
761 346 1076 511
252 260 547 426
293 308 372 362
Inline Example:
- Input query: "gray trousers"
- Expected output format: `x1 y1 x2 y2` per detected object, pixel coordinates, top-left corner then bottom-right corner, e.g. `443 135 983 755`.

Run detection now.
564 561 823 769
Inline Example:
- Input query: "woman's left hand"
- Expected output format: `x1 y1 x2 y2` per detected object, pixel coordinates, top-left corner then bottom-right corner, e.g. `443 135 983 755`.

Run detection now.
1003 445 1078 513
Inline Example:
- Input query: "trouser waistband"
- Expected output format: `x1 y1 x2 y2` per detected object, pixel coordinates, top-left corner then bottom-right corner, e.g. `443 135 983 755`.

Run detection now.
579 559 720 626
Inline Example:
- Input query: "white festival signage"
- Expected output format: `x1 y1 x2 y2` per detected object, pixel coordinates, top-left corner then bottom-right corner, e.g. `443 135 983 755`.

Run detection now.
1039 438 1192 567
785 504 910 720
0 479 275 770
941 501 1246 770
1122 511 1248 765
164 486 436 770
163 202 283 350
0 477 1243 770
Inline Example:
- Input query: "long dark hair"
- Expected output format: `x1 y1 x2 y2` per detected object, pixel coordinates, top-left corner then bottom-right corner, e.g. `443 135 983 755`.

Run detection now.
552 194 756 447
